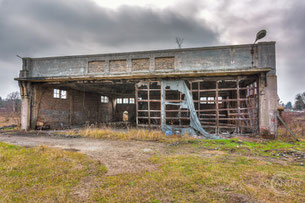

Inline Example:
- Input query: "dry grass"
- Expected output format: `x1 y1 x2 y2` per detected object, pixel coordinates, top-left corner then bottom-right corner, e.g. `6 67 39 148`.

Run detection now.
0 114 20 128
62 127 197 144
278 111 305 141
0 116 11 127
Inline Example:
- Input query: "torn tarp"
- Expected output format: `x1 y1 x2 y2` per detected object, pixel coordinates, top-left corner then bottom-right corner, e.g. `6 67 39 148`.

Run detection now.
161 80 220 139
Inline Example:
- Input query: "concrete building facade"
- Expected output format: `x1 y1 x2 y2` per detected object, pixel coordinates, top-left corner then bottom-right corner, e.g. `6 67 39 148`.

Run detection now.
16 42 278 137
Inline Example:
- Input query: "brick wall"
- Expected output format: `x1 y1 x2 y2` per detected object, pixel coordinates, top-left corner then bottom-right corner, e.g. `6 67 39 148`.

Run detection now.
155 57 174 70
38 87 71 129
88 61 105 73
131 58 150 71
110 60 127 72
98 98 113 122
36 86 113 129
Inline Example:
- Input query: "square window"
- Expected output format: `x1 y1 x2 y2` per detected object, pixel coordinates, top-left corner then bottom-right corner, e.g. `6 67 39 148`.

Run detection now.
117 98 122 104
61 90 67 99
200 97 207 104
53 89 60 98
129 98 135 104
101 96 109 103
208 97 214 104
123 98 129 104
218 97 222 104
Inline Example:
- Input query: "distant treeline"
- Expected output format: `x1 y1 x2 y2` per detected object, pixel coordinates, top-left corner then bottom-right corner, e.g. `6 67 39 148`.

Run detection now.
282 91 305 110
0 91 21 113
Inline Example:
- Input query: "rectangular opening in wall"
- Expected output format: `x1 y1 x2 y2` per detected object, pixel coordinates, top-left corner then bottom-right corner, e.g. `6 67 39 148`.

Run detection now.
101 96 109 103
53 89 60 98
208 97 214 104
200 97 207 104
61 90 67 99
123 98 129 104
129 98 135 104
53 89 67 99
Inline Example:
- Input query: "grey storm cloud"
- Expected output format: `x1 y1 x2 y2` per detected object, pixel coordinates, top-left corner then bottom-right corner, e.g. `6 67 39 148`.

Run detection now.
0 0 218 98
196 0 305 103
0 0 218 61
0 0 304 103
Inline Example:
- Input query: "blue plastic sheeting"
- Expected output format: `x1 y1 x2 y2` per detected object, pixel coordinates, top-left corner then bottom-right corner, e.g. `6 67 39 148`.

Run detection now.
161 80 220 139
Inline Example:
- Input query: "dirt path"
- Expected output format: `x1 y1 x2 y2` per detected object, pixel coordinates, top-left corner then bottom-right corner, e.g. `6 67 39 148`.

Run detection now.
0 132 167 175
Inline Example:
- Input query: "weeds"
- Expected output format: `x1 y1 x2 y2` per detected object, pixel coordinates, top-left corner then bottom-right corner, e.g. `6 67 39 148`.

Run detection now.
189 139 305 157
60 127 197 144
278 111 305 141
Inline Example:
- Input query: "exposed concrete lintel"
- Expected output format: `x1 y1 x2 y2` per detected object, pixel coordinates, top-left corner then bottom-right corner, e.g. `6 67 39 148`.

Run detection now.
15 68 271 82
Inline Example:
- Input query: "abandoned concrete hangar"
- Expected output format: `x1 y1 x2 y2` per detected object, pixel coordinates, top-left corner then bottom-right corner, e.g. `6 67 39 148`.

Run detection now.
16 42 278 137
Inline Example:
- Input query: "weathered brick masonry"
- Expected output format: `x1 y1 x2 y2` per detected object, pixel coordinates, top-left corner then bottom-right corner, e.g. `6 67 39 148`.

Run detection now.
35 86 113 129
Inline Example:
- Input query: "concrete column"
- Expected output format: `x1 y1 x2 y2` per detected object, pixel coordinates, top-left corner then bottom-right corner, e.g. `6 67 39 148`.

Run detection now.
19 82 32 131
259 73 278 135
21 96 31 130
69 89 74 127
30 85 39 129
149 56 155 72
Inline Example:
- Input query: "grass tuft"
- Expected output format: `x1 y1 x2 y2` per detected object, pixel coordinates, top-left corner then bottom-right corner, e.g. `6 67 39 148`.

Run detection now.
60 127 197 144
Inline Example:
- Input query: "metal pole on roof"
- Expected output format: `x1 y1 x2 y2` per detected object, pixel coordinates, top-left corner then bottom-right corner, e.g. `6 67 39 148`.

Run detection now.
251 30 267 68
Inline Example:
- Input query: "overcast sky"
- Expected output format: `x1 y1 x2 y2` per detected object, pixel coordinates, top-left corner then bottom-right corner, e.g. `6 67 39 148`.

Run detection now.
0 0 304 103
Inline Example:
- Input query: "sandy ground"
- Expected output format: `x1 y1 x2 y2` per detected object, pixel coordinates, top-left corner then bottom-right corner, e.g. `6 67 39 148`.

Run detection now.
0 131 167 175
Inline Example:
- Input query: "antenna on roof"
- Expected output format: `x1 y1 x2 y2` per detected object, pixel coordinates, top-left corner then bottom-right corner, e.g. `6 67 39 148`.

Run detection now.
16 55 23 59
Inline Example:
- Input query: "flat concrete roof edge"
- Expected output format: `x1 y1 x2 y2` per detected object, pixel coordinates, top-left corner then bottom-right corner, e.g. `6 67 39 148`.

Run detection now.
22 41 276 60
15 68 272 82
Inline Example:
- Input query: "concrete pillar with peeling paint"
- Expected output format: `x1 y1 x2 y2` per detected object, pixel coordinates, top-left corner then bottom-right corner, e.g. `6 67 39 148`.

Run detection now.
259 74 278 136
19 81 32 131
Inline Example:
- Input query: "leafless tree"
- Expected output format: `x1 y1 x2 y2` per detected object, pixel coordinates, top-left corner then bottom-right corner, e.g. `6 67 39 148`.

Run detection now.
175 37 184 49
6 91 21 113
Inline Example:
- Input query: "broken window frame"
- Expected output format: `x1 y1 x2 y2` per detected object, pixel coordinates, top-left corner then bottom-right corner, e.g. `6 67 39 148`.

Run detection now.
135 76 259 136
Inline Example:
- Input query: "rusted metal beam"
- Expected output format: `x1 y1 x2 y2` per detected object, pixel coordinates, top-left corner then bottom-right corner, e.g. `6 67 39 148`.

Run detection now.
135 83 139 126
148 82 151 127
237 78 241 133
216 80 219 135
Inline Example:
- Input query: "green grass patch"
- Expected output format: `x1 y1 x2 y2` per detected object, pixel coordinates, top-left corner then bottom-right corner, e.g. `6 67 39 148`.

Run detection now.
1 140 304 202
190 138 305 157
91 154 305 202
0 142 106 202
